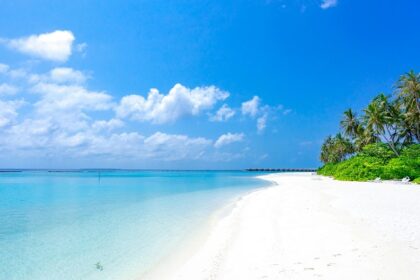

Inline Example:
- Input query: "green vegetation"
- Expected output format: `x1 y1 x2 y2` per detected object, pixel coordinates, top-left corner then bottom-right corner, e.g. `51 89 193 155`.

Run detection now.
318 144 420 181
318 71 420 183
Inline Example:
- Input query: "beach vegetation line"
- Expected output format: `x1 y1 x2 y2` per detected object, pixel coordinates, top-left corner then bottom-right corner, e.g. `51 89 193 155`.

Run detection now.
318 70 420 183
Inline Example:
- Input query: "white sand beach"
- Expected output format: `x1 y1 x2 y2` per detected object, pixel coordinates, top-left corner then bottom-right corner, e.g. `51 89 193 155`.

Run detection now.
163 173 420 280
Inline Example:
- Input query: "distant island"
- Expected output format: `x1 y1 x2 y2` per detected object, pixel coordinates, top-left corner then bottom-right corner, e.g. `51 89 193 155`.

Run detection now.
318 70 420 183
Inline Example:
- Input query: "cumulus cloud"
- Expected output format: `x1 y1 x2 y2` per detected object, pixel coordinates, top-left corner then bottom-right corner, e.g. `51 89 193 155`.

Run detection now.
32 82 113 114
210 104 235 122
241 96 261 117
214 132 244 148
0 67 216 161
320 0 337 9
0 83 19 95
3 30 75 62
30 67 87 84
0 60 283 164
1 122 213 161
241 96 271 132
116 83 229 124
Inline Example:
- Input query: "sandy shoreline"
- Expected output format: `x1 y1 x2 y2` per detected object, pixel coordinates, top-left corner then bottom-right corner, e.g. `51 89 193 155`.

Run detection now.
150 172 420 279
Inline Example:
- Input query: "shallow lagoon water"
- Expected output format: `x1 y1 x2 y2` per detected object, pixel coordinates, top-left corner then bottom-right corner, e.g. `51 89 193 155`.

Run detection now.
0 171 268 280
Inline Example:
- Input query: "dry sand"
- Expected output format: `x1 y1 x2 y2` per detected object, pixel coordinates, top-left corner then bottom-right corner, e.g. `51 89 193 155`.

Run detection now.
168 172 420 280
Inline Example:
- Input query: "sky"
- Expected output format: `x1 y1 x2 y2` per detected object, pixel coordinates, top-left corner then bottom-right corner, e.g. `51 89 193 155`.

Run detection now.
0 0 419 169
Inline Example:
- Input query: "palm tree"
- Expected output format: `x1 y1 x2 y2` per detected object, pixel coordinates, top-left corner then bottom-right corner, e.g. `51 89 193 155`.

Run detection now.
363 96 385 133
320 136 334 164
363 94 400 156
396 70 420 141
334 133 354 161
320 134 354 164
340 109 360 139
397 70 420 115
354 125 379 151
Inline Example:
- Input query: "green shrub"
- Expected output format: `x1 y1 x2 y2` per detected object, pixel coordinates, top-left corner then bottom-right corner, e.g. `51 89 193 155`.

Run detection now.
400 144 420 158
382 157 420 180
317 143 419 182
317 163 338 176
413 177 420 184
333 156 385 181
383 144 420 180
359 143 396 161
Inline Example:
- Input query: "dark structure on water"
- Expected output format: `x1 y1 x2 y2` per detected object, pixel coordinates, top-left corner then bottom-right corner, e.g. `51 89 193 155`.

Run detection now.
246 168 316 172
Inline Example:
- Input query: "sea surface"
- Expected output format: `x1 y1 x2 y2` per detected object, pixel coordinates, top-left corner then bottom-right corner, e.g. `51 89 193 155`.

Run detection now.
0 170 268 280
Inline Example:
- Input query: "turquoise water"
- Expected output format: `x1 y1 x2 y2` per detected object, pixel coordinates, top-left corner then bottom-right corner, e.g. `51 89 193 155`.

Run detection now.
0 171 268 280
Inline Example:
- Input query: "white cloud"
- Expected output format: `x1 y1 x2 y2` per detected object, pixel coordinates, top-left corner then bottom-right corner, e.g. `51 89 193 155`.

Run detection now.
214 132 244 148
4 30 75 62
0 100 23 128
32 82 113 114
0 61 245 163
241 96 274 132
2 119 52 149
30 67 87 84
241 96 261 117
92 118 124 131
116 83 229 124
0 78 213 161
0 83 19 95
0 62 279 164
320 0 337 9
49 68 86 84
1 123 213 161
143 132 212 160
210 104 235 122
78 132 146 157
257 114 267 133
23 82 115 137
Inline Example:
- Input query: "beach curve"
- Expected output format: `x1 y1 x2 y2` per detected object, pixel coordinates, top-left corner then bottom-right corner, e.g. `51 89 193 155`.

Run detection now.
160 172 420 280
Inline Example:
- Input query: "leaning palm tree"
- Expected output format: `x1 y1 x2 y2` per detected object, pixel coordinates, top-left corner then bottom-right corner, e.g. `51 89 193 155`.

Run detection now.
363 96 385 134
354 125 379 151
363 94 400 156
340 109 360 139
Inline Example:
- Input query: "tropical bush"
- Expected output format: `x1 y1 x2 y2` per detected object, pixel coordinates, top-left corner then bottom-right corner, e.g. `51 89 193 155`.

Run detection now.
358 143 396 161
318 144 420 182
382 145 420 180
318 70 420 182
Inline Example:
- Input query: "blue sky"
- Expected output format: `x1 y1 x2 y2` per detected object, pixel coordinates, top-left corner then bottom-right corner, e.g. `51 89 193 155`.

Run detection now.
0 0 418 169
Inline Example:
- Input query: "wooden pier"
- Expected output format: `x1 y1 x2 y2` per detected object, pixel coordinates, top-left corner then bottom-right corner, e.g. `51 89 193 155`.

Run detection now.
246 168 316 172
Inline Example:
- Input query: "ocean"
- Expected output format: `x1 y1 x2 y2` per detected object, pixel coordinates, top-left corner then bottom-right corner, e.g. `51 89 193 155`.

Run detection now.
0 170 268 280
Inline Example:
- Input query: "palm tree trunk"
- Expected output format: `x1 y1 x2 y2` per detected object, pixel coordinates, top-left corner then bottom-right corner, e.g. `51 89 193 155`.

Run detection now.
383 127 400 156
